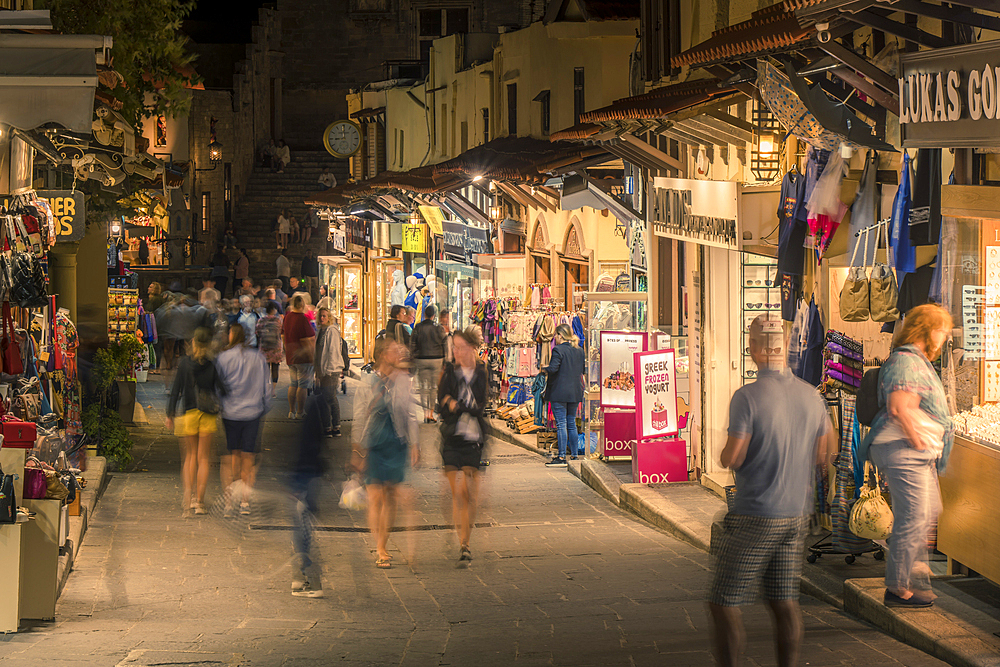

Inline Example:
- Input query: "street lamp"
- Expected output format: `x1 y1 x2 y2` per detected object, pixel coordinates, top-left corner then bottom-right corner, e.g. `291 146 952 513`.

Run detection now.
209 139 223 163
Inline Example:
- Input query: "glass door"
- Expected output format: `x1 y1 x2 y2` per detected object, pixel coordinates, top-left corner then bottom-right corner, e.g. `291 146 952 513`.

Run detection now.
340 264 363 357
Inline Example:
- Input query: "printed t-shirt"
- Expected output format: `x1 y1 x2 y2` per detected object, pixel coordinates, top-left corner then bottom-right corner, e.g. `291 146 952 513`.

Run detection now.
282 311 315 366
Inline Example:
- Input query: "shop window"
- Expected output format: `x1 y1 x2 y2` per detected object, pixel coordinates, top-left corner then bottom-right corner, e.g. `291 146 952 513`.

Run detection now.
481 107 490 143
201 192 210 234
507 83 518 136
461 121 468 153
573 68 585 124
533 90 551 136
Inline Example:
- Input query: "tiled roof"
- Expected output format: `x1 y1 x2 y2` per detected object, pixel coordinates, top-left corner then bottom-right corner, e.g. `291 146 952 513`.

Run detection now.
433 136 609 183
671 6 815 68
350 107 386 121
577 78 739 122
304 166 467 207
550 123 604 141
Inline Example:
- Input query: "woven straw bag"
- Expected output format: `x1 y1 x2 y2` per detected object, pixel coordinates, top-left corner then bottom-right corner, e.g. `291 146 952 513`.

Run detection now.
849 460 893 540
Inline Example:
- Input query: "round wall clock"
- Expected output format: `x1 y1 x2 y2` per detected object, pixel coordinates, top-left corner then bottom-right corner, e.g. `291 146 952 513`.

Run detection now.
323 120 362 158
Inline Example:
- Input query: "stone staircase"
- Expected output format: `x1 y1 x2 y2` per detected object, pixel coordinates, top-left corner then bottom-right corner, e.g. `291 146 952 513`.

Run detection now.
231 150 350 285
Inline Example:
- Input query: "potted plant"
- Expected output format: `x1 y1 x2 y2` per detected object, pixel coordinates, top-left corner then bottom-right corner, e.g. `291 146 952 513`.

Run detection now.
86 334 144 469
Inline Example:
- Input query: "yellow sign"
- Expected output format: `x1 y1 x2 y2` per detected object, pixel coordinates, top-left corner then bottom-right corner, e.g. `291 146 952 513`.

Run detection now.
402 223 426 253
418 206 444 236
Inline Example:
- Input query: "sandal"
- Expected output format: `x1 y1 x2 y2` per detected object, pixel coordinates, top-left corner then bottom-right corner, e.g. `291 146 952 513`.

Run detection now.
375 557 392 569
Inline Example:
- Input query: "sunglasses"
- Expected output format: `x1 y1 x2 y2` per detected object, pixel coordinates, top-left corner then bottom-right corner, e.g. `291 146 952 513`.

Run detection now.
745 303 780 310
745 370 757 378
744 279 776 287
746 346 782 354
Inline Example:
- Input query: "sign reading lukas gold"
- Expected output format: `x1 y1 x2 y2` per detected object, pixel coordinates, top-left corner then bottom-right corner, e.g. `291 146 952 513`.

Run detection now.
649 177 738 249
900 41 1000 149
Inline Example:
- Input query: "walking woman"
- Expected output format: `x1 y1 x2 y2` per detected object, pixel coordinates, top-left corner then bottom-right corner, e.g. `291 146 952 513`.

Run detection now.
860 303 954 608
315 307 345 437
166 328 227 517
438 326 488 566
543 323 585 467
352 336 418 569
256 302 283 398
216 323 271 515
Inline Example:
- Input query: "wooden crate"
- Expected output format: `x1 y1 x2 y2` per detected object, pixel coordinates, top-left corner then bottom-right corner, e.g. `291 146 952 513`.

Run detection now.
537 431 556 450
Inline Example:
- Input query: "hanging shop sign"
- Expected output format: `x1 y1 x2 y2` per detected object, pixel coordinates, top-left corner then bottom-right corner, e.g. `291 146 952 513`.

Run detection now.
633 349 679 440
345 217 370 247
900 41 1000 149
37 190 86 242
600 331 649 408
330 227 347 253
442 221 492 264
649 177 738 250
418 206 444 236
629 219 647 273
402 223 426 253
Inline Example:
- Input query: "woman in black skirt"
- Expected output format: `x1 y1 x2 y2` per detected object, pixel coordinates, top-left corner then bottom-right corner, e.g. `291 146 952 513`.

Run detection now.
437 326 487 567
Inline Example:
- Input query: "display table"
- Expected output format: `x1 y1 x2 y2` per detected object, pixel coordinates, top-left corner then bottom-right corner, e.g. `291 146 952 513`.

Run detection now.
939 435 1000 584
20 499 61 620
0 523 22 632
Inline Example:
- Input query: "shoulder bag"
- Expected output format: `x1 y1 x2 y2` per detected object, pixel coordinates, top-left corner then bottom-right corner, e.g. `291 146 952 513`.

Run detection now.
839 227 870 322
849 460 893 540
869 221 901 322
2 302 23 375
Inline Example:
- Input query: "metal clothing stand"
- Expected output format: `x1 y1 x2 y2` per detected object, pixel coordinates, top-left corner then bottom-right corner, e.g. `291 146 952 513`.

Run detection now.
807 392 885 564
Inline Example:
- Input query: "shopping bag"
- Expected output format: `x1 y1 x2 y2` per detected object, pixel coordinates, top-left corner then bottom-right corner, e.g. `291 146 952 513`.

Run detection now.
870 221 900 322
839 227 870 322
849 461 893 540
339 476 367 511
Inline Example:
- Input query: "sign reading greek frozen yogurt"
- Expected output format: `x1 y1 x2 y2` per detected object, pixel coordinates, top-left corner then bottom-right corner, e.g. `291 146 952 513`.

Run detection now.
634 349 679 440
600 331 648 408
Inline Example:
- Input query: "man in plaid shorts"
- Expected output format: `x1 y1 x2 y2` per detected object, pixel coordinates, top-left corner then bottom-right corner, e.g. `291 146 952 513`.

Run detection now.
710 314 834 667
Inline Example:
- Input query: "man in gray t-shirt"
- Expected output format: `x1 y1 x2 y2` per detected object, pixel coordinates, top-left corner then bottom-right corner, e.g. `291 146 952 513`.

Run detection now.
709 314 833 667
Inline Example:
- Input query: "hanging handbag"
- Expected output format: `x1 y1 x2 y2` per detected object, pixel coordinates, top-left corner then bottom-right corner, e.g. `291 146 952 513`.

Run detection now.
2 302 23 375
839 227 871 322
869 221 901 322
848 460 894 540
0 465 15 524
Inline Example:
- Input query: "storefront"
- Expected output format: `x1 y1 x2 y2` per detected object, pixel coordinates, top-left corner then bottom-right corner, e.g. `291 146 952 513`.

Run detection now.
438 220 492 330
318 256 364 357
559 222 590 310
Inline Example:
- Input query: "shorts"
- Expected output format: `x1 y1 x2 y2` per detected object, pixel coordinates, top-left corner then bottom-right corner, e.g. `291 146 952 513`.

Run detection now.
289 363 314 389
223 417 262 453
174 409 218 437
709 513 808 607
442 441 484 470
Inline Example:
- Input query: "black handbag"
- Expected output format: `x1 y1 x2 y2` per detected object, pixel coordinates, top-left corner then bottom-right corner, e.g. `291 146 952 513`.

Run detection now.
196 389 220 415
0 465 16 523
9 252 47 308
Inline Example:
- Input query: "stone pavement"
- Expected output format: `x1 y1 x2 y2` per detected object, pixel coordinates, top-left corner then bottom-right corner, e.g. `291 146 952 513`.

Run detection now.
0 377 949 665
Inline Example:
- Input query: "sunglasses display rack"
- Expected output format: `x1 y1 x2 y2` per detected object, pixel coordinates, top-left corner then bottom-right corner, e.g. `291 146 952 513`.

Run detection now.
740 252 779 384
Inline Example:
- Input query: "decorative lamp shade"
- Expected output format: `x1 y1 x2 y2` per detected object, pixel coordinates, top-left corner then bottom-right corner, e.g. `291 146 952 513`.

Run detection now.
209 140 223 163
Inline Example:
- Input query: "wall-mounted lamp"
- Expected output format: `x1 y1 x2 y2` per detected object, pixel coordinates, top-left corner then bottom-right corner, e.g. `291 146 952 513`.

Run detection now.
409 209 421 225
750 98 782 182
196 117 222 172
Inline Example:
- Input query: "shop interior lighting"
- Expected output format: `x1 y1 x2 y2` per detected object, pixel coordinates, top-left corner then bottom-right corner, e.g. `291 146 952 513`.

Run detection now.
409 210 421 225
757 133 776 156
751 98 783 182
472 174 483 182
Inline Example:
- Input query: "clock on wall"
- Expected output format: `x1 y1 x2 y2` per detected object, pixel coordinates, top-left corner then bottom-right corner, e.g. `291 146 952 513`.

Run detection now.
323 120 362 158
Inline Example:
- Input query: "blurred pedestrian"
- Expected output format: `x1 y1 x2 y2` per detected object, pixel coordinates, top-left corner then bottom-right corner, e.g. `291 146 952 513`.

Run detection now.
275 139 290 173
315 307 345 437
439 309 453 364
137 237 150 265
256 302 284 396
290 393 328 597
289 215 301 245
352 337 418 569
237 295 259 348
410 304 445 423
216 323 271 516
317 167 336 190
710 314 834 667
211 245 230 297
234 248 250 297
543 323 585 466
166 328 228 518
860 304 954 609
276 250 291 293
438 326 487 567
301 249 319 302
283 295 316 419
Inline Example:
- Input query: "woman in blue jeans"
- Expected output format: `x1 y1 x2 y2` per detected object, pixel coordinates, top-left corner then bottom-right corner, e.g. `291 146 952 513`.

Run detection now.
543 324 585 467
859 304 954 609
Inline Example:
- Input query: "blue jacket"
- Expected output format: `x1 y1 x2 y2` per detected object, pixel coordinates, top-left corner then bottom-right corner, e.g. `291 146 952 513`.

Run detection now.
544 343 584 403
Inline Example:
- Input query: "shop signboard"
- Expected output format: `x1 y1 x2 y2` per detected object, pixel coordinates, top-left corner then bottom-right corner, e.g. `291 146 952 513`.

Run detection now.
600 331 648 408
402 223 426 253
649 177 738 249
900 41 1000 149
632 438 687 483
602 409 635 458
633 349 679 440
442 220 493 264
418 205 444 236
330 227 347 253
36 190 86 242
629 219 647 272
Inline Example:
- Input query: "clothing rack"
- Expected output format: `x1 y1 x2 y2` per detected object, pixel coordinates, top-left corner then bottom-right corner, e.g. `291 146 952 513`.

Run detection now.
853 218 891 238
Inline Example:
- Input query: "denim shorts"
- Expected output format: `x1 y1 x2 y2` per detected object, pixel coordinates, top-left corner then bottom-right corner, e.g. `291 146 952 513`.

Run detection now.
289 363 314 389
222 417 261 454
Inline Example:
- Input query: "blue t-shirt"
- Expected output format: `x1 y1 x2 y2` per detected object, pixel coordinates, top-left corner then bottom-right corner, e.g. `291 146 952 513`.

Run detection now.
727 369 831 518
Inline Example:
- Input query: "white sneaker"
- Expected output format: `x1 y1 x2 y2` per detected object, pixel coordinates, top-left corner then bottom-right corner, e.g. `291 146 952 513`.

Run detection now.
288 411 296 419
291 580 324 598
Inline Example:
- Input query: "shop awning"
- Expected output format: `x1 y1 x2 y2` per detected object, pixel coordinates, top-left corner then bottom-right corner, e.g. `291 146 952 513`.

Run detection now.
671 4 814 69
433 135 612 184
0 34 106 133
500 218 527 236
560 174 640 229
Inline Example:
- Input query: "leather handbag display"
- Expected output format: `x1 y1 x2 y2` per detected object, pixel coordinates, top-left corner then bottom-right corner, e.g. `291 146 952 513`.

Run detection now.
839 227 870 322
849 461 894 540
1 302 22 375
0 465 15 523
22 467 47 499
869 221 901 322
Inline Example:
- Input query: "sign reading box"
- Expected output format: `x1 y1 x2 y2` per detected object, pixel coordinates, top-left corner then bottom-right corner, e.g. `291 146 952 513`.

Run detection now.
600 331 648 408
602 409 635 459
633 349 679 440
632 438 687 484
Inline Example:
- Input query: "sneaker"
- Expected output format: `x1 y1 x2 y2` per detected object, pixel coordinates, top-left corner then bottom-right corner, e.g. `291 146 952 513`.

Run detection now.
457 546 472 568
291 580 324 598
331 428 342 437
194 502 207 515
240 502 251 516
545 457 568 467
288 411 296 419
291 577 306 592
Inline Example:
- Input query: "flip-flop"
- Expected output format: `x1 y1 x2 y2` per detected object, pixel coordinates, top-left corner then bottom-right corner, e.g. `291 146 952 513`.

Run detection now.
375 557 392 569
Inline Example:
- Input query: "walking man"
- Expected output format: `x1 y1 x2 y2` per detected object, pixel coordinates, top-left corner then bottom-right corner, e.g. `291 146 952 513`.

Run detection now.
710 314 834 667
234 248 250 298
276 249 291 294
410 305 446 423
301 249 319 303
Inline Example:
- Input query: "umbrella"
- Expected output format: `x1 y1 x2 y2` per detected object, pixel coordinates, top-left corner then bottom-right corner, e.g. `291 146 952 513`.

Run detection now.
758 61 895 153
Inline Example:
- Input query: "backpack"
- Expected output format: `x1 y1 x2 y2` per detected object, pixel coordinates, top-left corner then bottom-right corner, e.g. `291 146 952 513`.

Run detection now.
856 367 881 427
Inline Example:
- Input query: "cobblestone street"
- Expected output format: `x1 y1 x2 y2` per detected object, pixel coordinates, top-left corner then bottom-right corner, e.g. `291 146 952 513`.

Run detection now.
0 383 945 666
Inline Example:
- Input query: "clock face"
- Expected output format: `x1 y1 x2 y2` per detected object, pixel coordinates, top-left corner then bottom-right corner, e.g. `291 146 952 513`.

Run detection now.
323 121 362 158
